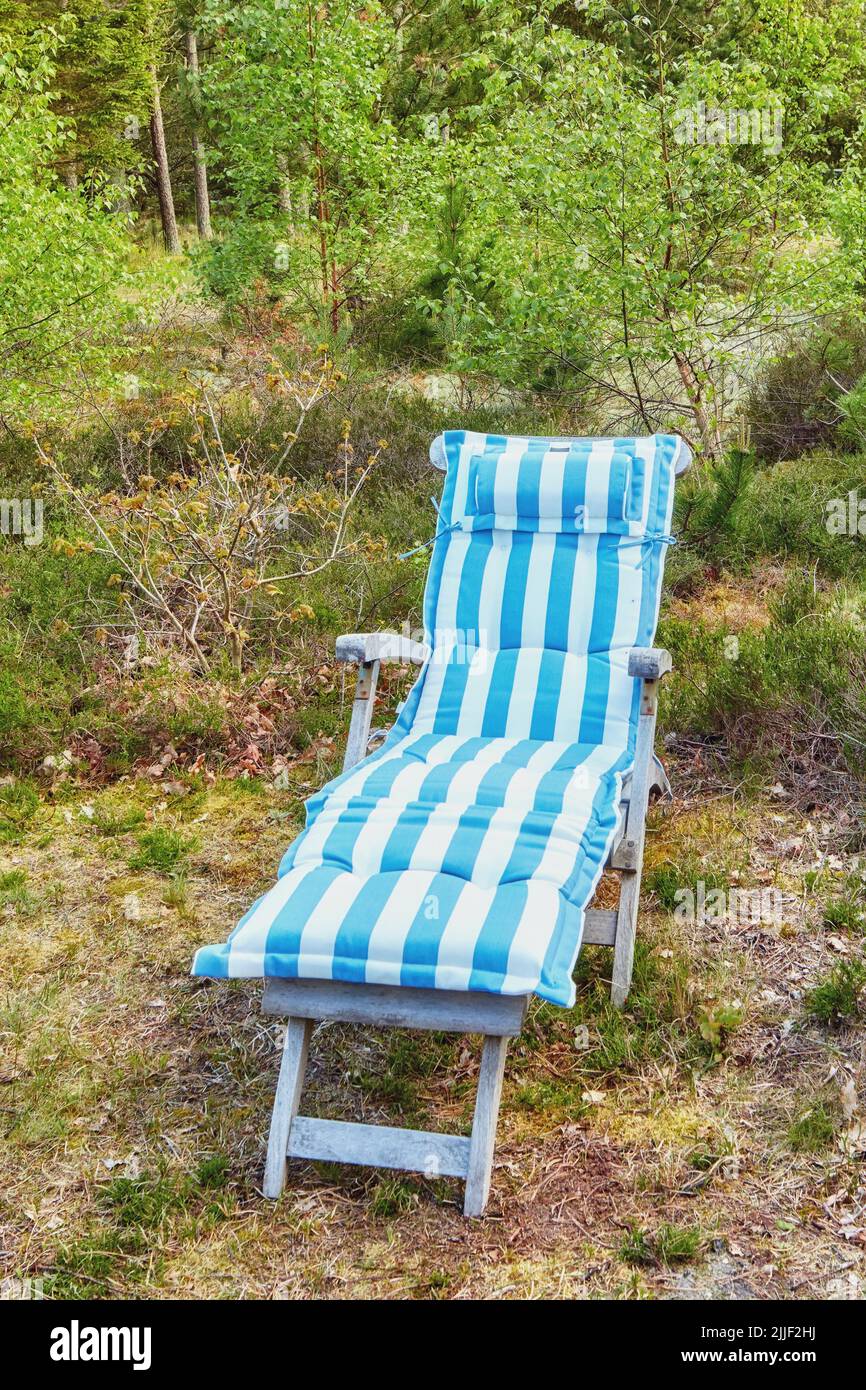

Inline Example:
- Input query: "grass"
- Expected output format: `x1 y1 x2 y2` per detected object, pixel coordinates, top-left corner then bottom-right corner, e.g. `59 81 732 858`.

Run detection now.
514 1079 590 1120
0 778 40 842
128 827 196 873
823 899 866 932
0 777 863 1299
804 958 866 1024
48 1230 150 1300
644 857 733 913
92 803 146 836
369 1177 421 1218
822 889 866 934
350 1032 456 1121
99 1159 230 1229
0 868 36 915
619 1223 706 1267
787 1104 837 1153
162 872 191 916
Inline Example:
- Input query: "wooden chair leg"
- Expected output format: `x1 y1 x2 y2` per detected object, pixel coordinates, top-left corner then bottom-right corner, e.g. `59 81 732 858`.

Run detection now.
611 870 640 1008
263 1016 312 1199
463 1034 509 1217
610 674 659 1008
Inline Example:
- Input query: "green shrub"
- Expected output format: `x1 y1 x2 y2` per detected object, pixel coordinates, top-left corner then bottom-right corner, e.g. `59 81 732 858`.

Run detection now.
696 1001 744 1061
659 576 866 775
673 449 866 582
192 220 279 305
837 374 866 450
744 320 866 463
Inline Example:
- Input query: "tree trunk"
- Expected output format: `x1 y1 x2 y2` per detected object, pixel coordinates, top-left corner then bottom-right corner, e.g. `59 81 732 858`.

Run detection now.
306 2 338 335
185 32 212 240
110 168 131 216
150 66 180 254
674 352 722 461
276 155 293 217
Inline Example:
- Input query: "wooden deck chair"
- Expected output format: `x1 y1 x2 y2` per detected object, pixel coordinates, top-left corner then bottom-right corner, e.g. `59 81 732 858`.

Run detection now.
192 430 691 1215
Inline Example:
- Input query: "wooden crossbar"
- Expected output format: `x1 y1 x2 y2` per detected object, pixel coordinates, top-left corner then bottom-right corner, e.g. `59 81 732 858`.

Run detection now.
262 976 527 1035
288 1116 471 1179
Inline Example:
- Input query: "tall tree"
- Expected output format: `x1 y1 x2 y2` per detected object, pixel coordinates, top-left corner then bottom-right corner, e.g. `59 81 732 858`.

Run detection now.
0 0 156 183
197 0 398 331
184 28 212 239
0 24 130 420
149 64 180 253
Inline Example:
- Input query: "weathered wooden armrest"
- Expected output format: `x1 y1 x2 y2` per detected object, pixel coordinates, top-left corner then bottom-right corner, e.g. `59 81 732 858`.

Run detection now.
335 632 429 665
627 647 672 680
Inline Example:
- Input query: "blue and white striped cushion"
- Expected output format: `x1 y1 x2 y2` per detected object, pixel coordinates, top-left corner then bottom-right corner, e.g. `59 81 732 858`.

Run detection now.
192 431 685 1006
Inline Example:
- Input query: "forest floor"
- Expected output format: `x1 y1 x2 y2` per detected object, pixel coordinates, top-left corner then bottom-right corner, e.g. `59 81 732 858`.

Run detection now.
2 706 865 1300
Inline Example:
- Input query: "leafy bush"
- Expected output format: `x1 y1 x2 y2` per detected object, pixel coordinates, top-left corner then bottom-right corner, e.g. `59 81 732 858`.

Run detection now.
744 321 866 464
192 221 279 305
837 374 866 450
674 447 866 582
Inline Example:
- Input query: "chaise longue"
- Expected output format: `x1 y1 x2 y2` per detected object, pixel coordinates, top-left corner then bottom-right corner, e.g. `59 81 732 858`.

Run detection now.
192 429 690 1215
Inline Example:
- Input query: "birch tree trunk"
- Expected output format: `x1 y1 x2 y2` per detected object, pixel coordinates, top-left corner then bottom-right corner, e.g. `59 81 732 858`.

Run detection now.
150 66 180 254
276 155 293 217
185 32 212 240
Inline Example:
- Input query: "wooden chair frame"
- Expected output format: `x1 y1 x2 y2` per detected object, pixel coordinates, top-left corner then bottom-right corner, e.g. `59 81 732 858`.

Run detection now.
261 634 672 1215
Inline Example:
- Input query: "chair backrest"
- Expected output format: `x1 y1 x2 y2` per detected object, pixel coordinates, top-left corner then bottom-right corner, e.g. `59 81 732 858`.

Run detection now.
395 432 688 753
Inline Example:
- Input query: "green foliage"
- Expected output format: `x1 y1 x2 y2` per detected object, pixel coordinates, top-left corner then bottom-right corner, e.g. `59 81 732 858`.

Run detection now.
0 780 41 843
645 857 732 913
513 1079 588 1120
745 321 866 463
823 890 866 934
92 804 146 836
695 1002 744 1062
128 827 195 873
525 938 696 1075
196 0 398 332
804 957 866 1025
368 1177 420 1218
0 0 157 175
660 572 866 776
48 1229 149 1299
619 1222 705 1267
787 1103 836 1153
100 1172 184 1229
0 25 134 419
46 1159 234 1295
0 868 36 914
837 375 866 451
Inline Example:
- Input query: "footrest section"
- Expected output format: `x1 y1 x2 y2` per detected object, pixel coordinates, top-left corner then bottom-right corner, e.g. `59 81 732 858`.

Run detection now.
287 1115 471 1179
